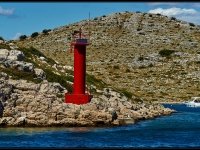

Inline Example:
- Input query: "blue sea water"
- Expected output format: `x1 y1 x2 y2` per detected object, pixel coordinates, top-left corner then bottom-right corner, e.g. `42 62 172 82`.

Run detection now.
0 104 200 148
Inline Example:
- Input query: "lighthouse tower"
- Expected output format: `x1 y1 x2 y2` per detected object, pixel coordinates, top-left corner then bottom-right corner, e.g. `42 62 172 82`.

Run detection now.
65 28 93 105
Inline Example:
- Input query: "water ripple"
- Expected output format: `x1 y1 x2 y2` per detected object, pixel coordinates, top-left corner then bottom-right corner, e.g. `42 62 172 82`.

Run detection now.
0 104 200 148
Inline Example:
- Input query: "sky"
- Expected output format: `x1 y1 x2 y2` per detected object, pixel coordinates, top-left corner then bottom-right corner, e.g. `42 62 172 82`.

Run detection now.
1 2 200 40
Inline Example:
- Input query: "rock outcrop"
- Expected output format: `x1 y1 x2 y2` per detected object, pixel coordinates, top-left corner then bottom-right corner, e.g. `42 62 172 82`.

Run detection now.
0 47 46 78
0 49 9 63
0 72 174 127
34 68 46 79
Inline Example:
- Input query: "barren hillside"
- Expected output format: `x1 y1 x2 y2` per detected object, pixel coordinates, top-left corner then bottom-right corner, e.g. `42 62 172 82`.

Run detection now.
15 11 200 102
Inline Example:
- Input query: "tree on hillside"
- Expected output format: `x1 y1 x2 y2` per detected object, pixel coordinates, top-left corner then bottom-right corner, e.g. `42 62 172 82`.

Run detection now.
31 32 39 38
0 36 4 41
19 35 27 40
42 29 51 35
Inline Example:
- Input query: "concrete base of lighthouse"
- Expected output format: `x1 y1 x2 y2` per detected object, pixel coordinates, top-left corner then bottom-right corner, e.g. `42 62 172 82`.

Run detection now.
65 93 93 105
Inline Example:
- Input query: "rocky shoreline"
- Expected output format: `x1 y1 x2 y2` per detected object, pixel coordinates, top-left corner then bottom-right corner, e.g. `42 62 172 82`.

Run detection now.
0 72 175 127
0 41 175 127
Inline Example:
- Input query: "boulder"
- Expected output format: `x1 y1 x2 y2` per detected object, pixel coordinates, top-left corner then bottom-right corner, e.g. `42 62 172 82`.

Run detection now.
39 80 65 94
81 103 98 111
23 62 34 72
39 56 45 61
5 117 15 126
14 116 26 126
63 65 73 70
3 59 12 68
26 119 38 126
3 60 34 72
8 79 40 91
10 61 24 71
7 50 25 61
0 117 15 126
52 64 58 70
34 68 46 79
9 43 18 50
0 72 9 80
0 49 9 62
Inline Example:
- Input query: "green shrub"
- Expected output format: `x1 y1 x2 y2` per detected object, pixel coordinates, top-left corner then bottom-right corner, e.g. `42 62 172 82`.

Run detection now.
0 67 73 92
0 43 10 50
29 47 46 57
171 17 176 21
44 68 73 92
19 47 45 58
113 65 120 69
42 29 51 34
0 67 41 84
19 46 56 65
138 56 144 61
14 47 40 67
149 63 153 67
139 66 146 69
0 36 4 41
19 35 27 40
47 59 56 66
56 93 64 98
125 68 131 73
181 72 187 75
159 49 175 57
31 32 39 38
189 22 195 27
121 89 133 99
86 74 106 90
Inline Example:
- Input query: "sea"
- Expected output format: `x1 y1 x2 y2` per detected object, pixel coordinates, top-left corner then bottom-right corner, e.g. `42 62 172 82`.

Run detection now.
0 104 200 149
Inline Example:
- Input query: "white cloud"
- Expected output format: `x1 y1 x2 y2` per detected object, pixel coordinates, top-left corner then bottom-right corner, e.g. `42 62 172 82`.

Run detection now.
148 7 200 25
148 7 197 16
0 6 14 16
178 15 200 25
12 33 22 40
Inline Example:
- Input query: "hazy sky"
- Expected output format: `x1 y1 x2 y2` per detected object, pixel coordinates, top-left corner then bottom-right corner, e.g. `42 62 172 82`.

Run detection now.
1 2 200 40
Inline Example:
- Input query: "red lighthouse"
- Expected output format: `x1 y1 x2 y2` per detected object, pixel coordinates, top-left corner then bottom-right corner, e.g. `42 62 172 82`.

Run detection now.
65 28 93 105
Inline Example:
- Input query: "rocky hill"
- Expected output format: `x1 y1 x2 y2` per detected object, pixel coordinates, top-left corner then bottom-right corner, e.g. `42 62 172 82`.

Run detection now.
15 11 200 103
0 40 173 127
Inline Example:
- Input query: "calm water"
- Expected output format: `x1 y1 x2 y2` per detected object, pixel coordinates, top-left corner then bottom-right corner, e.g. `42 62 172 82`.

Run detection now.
0 104 200 148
